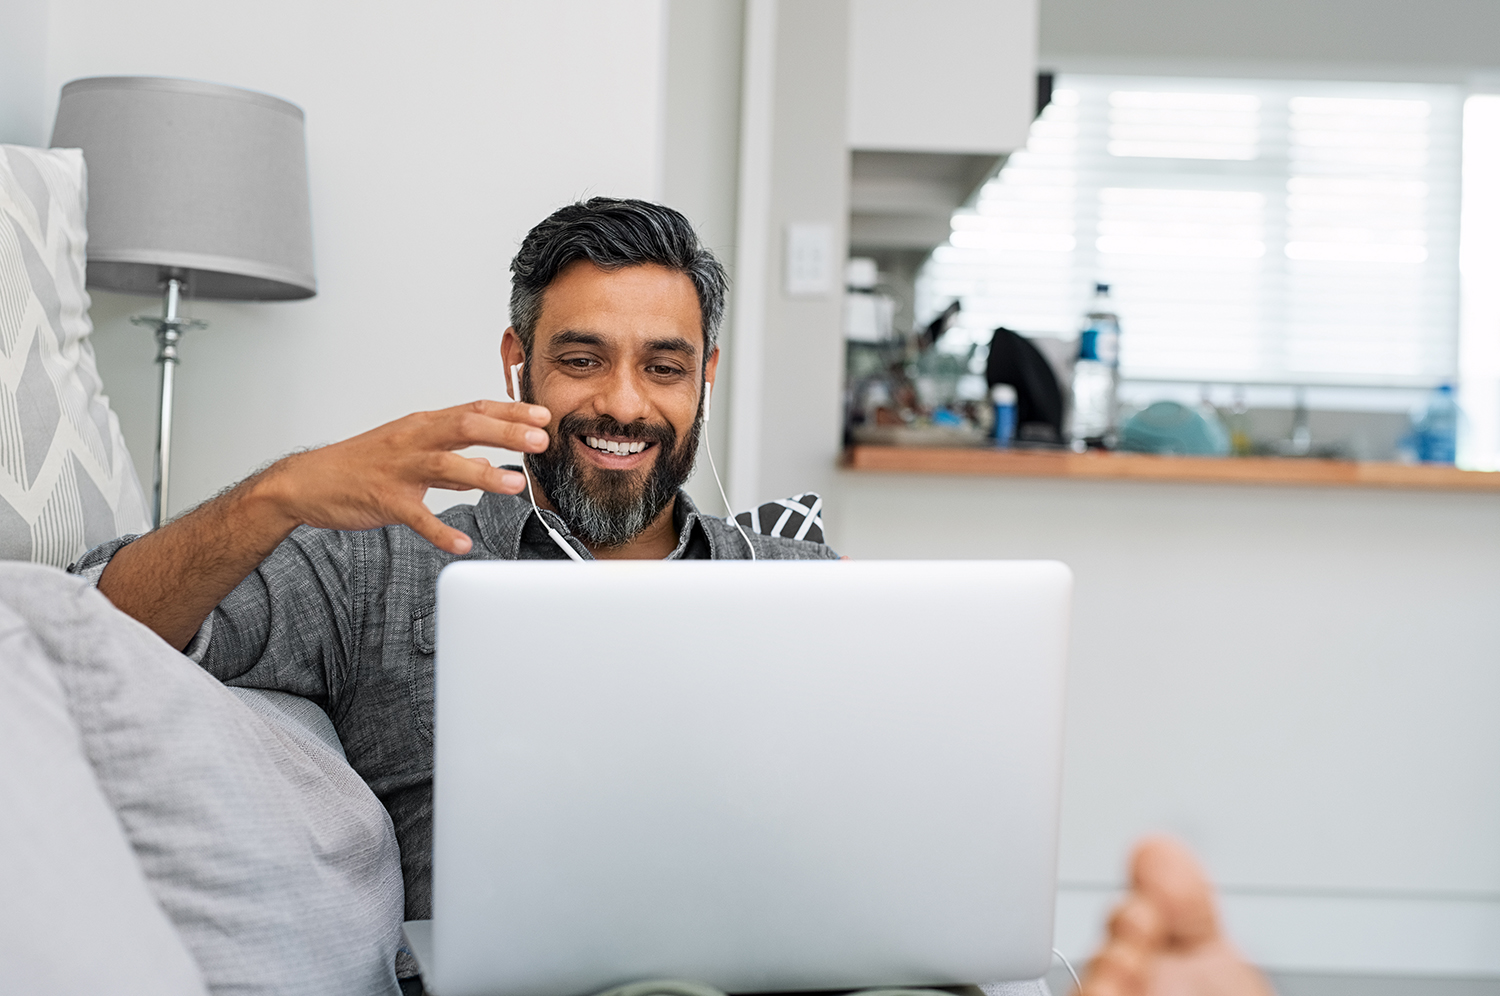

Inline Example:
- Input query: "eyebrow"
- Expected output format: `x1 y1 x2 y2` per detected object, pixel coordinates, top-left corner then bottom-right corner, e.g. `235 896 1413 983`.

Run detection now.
549 329 607 348
644 335 697 356
547 329 697 357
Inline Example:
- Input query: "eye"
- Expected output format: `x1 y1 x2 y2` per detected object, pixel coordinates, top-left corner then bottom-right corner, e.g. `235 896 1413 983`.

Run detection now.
559 355 600 370
647 363 686 377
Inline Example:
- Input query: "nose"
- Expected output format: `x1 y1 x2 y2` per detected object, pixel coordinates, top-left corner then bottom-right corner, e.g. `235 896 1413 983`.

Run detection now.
589 365 654 426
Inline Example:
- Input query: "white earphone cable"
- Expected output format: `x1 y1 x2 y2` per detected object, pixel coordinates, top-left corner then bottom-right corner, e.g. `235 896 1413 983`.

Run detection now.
510 362 586 562
1053 947 1082 993
701 381 755 561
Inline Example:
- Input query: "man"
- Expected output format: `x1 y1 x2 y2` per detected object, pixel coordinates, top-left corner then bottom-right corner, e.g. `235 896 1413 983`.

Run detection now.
73 198 839 921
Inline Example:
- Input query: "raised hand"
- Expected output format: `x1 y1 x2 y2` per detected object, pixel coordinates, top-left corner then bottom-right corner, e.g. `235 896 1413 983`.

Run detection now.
97 400 552 650
263 400 552 554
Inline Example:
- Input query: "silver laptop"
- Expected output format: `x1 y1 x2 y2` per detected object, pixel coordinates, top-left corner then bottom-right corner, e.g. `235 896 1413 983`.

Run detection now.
409 560 1071 996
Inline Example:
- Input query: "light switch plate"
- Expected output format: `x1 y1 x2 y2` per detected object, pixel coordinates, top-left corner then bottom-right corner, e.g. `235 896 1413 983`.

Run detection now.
785 222 835 297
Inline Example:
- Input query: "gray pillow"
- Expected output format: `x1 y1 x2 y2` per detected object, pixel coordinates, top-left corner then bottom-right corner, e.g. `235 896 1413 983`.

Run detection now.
0 563 405 996
0 145 151 566
0 594 207 996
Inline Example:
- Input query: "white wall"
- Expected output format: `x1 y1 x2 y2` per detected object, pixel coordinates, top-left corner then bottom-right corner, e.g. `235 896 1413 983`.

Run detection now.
729 0 850 510
662 0 745 515
0 0 48 145
44 0 669 517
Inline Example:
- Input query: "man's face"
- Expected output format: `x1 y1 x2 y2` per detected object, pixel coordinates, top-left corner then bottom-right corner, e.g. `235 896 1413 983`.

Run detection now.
500 261 717 548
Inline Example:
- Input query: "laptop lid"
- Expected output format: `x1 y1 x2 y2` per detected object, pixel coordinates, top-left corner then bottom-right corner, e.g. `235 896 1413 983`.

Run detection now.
427 560 1071 996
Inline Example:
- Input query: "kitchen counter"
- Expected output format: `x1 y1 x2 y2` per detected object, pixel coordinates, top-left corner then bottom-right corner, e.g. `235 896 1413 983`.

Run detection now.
843 445 1500 492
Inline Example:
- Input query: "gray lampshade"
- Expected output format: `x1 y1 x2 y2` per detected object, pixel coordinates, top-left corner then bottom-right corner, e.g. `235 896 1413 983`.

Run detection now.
50 76 316 301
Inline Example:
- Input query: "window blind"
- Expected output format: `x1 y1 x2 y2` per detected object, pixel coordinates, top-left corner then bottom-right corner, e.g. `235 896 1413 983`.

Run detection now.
915 74 1464 388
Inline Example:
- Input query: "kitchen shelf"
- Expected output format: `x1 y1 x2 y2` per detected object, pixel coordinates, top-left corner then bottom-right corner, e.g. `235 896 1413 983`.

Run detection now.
843 445 1500 492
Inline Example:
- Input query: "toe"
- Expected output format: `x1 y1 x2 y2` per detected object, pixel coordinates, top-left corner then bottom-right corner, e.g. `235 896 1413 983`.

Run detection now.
1108 894 1166 948
1083 939 1150 996
1130 836 1219 946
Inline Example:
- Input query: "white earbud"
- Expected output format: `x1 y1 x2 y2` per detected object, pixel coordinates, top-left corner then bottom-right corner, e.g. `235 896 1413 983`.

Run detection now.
510 359 585 562
508 362 523 404
703 380 712 425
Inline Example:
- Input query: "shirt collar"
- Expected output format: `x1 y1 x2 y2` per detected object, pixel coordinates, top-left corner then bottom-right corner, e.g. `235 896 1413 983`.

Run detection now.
473 477 719 560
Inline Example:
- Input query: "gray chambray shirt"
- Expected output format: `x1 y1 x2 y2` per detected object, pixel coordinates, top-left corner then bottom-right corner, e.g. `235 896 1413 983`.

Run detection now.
71 488 839 920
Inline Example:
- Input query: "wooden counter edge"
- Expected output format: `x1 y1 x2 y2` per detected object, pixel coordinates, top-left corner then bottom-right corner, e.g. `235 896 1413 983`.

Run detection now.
842 445 1500 492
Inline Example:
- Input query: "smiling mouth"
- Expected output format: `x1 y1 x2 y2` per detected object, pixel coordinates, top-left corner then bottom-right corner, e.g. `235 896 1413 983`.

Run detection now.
582 435 654 456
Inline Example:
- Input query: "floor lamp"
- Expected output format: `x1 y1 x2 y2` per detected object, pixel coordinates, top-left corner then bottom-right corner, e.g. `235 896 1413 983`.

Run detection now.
51 76 317 526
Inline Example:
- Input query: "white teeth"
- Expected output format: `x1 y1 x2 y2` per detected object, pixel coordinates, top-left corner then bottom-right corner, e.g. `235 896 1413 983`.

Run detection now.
584 436 647 456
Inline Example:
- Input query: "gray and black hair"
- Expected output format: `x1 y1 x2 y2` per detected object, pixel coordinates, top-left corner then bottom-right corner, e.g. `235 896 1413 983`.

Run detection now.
509 197 729 361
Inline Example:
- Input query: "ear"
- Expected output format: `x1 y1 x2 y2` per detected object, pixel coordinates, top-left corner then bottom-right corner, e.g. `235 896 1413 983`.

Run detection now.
703 346 721 394
500 328 529 403
500 327 525 371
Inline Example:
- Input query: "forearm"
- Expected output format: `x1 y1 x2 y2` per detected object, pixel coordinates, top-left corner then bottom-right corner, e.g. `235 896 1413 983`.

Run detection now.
95 399 545 650
97 462 301 651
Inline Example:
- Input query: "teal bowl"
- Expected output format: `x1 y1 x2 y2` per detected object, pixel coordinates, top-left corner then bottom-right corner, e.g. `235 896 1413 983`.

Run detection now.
1118 401 1231 456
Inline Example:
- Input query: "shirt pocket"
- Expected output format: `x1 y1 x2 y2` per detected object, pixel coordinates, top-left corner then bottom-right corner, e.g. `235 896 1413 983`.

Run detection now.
409 603 436 742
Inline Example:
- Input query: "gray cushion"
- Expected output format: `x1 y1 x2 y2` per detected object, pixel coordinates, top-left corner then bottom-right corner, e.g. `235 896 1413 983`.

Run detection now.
0 563 405 996
0 145 151 567
0 593 207 996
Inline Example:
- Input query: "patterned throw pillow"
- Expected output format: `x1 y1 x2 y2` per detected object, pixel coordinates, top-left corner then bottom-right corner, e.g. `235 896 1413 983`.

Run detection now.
0 145 150 567
734 492 824 544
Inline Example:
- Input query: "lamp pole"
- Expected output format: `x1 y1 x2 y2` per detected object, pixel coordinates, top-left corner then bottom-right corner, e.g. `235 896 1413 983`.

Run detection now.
132 273 205 528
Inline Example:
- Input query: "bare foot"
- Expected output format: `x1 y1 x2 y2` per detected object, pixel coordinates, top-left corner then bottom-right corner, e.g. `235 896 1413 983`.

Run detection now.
1078 836 1275 996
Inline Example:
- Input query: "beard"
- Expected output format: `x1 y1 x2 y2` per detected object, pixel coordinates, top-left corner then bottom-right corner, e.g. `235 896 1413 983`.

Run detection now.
525 402 702 550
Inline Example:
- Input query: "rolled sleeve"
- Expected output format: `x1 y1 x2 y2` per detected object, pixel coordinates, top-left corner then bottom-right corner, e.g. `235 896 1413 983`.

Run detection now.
68 534 141 585
69 534 214 663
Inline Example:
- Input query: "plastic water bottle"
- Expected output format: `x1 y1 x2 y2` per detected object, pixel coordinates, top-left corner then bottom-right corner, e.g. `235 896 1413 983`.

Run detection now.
1069 283 1121 448
991 383 1018 447
1414 384 1458 464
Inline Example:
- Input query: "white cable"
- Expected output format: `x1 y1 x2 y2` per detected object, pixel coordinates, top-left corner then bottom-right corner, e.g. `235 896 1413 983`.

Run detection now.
704 439 756 561
1053 947 1082 994
511 362 586 562
701 381 755 561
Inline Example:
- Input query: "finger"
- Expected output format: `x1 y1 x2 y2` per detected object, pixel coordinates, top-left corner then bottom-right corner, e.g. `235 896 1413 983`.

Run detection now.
432 409 552 453
1131 836 1218 945
401 504 473 555
453 399 551 427
426 452 527 494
